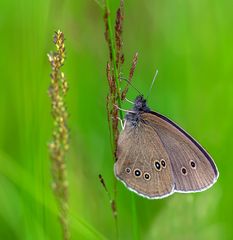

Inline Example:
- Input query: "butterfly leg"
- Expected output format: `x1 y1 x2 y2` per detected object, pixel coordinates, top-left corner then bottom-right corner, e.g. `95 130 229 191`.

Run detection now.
125 98 134 104
113 116 125 130
117 117 125 130
114 104 136 114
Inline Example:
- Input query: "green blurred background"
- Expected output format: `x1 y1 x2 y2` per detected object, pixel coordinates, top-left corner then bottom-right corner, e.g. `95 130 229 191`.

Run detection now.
0 0 232 239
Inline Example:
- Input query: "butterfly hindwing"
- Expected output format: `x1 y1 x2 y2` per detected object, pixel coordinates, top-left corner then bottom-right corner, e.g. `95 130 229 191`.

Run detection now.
115 120 174 199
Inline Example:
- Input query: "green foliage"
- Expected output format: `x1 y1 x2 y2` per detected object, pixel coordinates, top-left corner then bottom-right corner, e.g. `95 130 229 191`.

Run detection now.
0 0 232 239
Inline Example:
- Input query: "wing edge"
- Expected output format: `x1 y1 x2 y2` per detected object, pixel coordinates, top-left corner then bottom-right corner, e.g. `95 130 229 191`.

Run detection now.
114 163 175 199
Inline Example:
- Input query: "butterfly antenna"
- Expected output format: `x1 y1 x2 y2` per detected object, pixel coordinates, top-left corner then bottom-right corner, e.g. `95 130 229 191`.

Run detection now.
120 77 142 96
146 69 158 100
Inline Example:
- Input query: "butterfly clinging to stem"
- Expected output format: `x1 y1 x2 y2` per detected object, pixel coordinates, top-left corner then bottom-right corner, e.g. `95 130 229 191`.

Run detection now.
114 71 219 199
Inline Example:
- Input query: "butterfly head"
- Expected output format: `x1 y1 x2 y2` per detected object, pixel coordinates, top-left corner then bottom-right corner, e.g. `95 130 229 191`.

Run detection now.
125 95 151 127
133 95 150 112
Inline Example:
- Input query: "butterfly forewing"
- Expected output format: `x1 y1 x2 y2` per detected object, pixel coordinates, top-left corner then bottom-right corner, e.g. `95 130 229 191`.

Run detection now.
115 121 175 199
141 112 218 192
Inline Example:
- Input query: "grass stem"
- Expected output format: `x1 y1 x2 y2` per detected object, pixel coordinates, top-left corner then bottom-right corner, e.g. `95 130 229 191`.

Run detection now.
105 0 123 120
131 194 140 240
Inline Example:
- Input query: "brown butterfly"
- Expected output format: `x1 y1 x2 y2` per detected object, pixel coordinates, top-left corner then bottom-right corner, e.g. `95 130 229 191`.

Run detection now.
114 95 219 199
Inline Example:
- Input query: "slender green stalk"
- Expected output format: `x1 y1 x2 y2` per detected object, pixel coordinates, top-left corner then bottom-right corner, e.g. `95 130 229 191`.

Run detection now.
131 194 140 240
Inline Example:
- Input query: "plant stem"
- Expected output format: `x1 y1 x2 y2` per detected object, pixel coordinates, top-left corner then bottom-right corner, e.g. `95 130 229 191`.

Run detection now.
131 194 140 240
105 0 123 120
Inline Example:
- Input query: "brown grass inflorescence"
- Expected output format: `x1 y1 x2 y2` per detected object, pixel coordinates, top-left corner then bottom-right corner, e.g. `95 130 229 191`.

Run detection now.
121 52 138 100
103 0 139 237
104 0 138 157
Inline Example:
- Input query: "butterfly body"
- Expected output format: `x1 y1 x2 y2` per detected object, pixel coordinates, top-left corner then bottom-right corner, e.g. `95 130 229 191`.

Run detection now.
114 95 219 199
